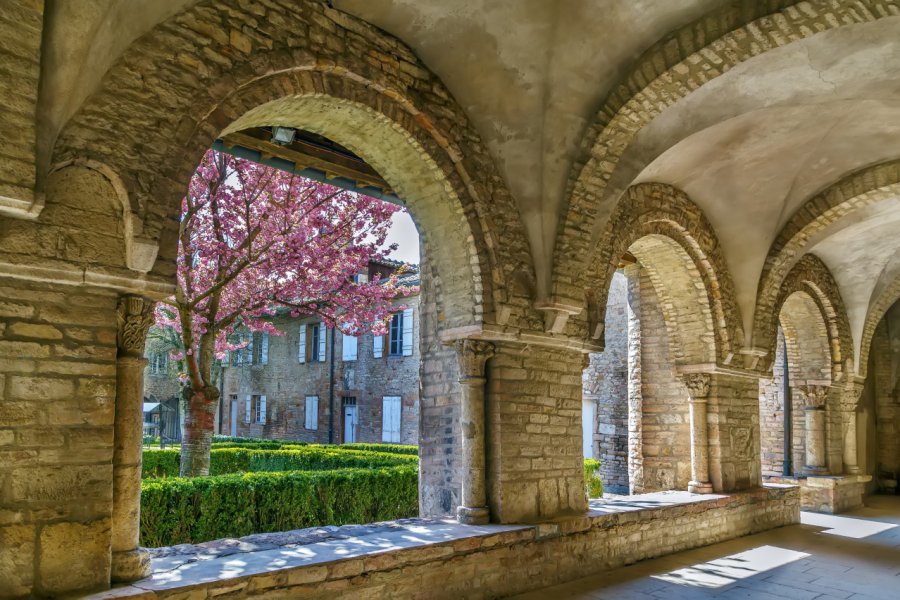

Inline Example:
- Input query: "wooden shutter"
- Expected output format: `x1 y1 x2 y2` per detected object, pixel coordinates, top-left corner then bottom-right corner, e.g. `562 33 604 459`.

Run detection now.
260 333 269 365
402 308 414 356
259 395 267 424
373 331 383 358
305 396 318 430
342 333 358 361
382 396 401 443
298 324 306 363
244 395 251 424
317 324 326 362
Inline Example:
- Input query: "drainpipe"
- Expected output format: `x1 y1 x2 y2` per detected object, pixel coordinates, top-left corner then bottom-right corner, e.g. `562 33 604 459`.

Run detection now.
328 327 336 444
783 336 793 476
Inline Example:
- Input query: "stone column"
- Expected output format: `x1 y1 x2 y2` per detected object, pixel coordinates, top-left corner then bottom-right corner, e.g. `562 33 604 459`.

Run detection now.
455 338 495 525
110 295 154 581
800 384 829 476
683 373 713 494
624 263 644 494
840 382 862 474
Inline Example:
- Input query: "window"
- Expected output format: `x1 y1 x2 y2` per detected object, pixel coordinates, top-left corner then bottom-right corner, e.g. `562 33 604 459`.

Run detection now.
245 394 266 425
382 396 401 443
232 331 267 365
304 395 318 430
342 331 358 361
388 309 414 357
300 323 327 363
149 352 168 374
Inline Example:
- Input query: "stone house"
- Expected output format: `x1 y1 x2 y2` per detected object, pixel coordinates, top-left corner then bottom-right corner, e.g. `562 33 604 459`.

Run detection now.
219 261 420 446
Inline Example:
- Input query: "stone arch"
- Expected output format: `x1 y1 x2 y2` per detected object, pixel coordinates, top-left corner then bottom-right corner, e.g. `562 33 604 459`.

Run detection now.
551 0 900 305
589 183 742 366
765 254 853 379
50 0 534 331
753 159 900 359
858 261 900 376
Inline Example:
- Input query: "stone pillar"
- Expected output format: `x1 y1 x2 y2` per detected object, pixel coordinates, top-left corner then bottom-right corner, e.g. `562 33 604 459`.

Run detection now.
110 295 154 581
624 263 644 494
455 338 495 525
683 373 713 494
840 382 862 475
800 384 829 476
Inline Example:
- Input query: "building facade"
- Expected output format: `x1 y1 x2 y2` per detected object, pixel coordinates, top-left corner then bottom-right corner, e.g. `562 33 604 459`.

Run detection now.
219 267 420 446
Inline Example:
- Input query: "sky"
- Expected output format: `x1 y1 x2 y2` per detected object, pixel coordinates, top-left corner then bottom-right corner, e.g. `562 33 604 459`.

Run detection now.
383 209 420 265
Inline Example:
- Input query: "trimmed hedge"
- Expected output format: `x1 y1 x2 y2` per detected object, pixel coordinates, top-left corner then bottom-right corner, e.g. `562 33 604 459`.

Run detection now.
583 458 603 498
142 446 417 479
338 443 418 455
140 465 418 546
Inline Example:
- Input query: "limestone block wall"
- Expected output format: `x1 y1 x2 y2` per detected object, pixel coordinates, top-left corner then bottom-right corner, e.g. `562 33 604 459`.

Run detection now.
0 278 119 597
0 0 43 210
221 295 420 446
486 344 587 522
758 330 806 477
583 270 629 493
709 373 763 492
638 271 691 492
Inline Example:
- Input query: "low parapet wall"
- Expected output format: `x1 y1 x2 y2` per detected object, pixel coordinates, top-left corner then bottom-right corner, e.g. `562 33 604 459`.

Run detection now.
91 485 799 599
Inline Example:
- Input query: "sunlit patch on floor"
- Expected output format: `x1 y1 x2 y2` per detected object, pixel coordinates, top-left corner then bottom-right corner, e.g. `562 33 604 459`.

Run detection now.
651 545 810 588
801 511 899 539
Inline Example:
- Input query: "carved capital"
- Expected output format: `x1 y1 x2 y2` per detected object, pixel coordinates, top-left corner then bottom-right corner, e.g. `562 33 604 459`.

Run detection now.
799 384 829 409
454 339 496 381
682 373 711 400
116 295 155 357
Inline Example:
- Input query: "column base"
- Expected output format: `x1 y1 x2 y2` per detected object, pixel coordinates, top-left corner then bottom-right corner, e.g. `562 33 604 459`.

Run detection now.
688 481 713 494
844 465 860 475
111 547 151 583
457 506 490 525
803 466 829 476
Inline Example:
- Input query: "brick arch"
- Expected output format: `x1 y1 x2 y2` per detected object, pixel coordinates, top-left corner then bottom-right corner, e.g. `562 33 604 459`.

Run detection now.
778 291 833 385
858 266 900 377
762 255 853 379
753 159 900 359
589 183 742 366
50 0 534 331
551 0 900 305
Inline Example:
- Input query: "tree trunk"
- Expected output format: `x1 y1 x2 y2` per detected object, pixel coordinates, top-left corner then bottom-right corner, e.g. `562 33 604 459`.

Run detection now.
179 387 220 477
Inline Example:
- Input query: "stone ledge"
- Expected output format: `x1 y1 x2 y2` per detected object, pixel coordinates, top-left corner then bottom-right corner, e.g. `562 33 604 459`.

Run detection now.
87 486 798 599
766 474 872 514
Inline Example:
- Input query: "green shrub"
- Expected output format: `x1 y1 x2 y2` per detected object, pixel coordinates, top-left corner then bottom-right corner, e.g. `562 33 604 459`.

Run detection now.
583 458 603 498
338 443 418 455
140 465 418 546
142 447 417 479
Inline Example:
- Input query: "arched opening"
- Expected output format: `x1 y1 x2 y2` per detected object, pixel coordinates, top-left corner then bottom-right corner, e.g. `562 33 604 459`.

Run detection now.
759 291 833 479
583 232 717 496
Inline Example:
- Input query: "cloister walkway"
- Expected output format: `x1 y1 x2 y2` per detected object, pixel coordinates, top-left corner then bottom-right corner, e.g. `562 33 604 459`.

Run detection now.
513 495 900 600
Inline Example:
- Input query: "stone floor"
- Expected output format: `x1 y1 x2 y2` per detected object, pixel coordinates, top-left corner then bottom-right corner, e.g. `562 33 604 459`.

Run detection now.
512 494 900 600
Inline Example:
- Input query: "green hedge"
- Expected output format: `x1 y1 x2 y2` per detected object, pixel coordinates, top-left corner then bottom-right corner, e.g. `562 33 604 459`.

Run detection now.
140 465 418 546
583 458 603 498
142 447 417 479
338 443 418 455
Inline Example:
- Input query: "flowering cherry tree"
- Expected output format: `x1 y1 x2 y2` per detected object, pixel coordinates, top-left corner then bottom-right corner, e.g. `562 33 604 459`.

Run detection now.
157 149 410 476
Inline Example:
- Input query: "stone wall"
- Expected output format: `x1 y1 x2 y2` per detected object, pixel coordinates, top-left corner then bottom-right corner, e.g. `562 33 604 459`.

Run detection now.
872 311 900 489
96 486 800 600
638 271 691 492
486 343 587 522
221 295 420 447
759 328 807 477
0 0 43 212
708 373 762 492
583 270 628 493
0 278 119 597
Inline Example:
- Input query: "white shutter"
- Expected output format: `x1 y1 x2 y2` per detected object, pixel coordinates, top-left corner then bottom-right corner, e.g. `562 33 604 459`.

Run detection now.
342 333 358 361
245 334 253 365
260 333 269 365
373 332 383 358
318 324 326 362
259 395 267 424
305 396 318 430
298 324 306 363
358 273 368 283
382 396 401 443
244 395 251 424
402 308 414 356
